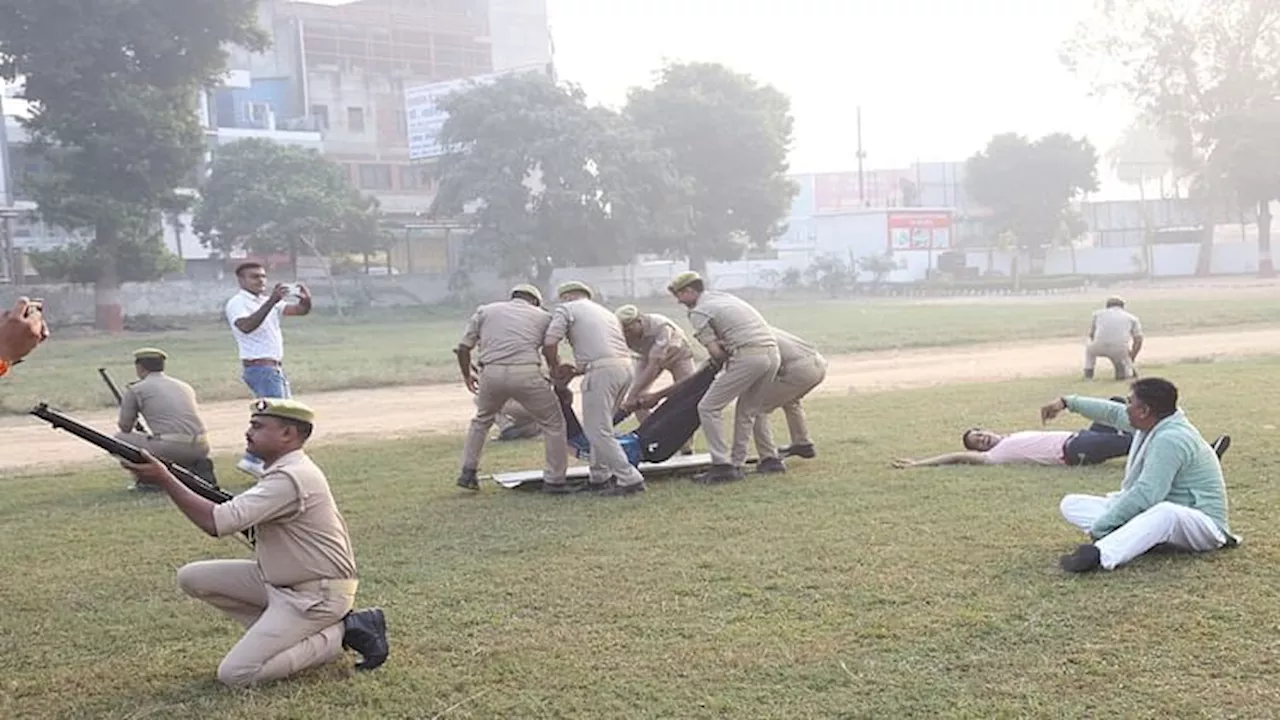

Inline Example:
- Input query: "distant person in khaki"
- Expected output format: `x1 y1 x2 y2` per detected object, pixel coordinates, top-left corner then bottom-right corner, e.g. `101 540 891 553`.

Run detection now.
118 398 389 687
544 281 646 496
752 326 827 466
114 348 214 488
615 304 697 454
0 296 49 378
667 271 780 483
454 284 569 493
1085 296 1143 380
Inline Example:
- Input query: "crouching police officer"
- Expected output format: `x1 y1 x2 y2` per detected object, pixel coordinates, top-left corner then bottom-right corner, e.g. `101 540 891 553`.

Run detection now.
120 398 389 687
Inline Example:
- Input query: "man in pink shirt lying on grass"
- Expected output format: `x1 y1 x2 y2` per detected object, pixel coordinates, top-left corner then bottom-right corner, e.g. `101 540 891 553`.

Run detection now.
893 396 1231 469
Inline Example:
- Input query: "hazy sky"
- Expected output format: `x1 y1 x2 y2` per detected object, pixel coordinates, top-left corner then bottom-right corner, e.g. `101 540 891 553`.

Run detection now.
306 0 1140 196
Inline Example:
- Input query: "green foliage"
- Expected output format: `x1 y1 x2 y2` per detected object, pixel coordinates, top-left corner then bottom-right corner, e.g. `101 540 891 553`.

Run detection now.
0 0 266 325
430 72 679 285
28 226 183 284
195 138 383 257
626 62 798 272
965 132 1099 251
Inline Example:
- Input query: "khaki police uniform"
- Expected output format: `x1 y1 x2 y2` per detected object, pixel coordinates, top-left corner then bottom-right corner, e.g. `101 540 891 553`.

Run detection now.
547 297 645 488
458 297 568 482
115 369 211 468
751 327 827 456
1086 305 1142 380
177 401 359 688
686 290 780 467
623 311 696 425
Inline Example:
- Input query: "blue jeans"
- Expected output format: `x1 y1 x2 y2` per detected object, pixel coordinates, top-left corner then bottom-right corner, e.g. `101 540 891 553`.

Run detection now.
242 364 292 399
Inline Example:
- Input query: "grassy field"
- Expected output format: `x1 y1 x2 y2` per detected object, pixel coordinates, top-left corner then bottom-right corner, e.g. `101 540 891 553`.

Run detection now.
6 293 1280 415
2 356 1277 718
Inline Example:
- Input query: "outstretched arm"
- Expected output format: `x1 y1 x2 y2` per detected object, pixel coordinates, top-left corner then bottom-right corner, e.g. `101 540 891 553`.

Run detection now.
892 451 988 469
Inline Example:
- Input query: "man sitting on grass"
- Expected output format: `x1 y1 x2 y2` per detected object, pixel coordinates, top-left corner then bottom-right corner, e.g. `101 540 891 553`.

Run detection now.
891 397 1143 469
1040 378 1238 573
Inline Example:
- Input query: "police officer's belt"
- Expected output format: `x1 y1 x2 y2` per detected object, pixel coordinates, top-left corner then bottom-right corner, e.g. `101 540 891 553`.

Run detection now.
583 357 631 370
287 578 360 594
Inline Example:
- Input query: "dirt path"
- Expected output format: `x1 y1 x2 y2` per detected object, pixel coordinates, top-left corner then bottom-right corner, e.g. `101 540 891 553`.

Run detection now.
5 327 1280 474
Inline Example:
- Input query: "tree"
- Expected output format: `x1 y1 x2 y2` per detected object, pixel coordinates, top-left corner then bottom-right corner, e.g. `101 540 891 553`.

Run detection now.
429 72 680 291
1063 0 1280 276
194 138 383 312
28 217 182 284
625 62 798 274
964 132 1100 264
1108 120 1183 197
0 0 266 330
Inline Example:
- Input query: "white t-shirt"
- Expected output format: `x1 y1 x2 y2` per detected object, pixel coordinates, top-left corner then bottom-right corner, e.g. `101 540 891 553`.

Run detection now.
982 431 1072 466
225 290 286 361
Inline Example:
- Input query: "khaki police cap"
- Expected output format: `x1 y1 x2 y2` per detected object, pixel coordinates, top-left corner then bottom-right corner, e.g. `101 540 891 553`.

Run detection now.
1106 295 1126 307
132 347 168 361
667 271 703 294
510 283 544 306
556 281 593 299
250 398 316 425
615 304 641 324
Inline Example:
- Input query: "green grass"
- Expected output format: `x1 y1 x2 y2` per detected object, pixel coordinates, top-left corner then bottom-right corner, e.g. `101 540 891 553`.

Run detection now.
2 357 1277 718
6 293 1280 416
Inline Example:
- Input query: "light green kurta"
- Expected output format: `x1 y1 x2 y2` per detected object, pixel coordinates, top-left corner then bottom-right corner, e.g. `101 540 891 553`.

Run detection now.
1064 396 1232 538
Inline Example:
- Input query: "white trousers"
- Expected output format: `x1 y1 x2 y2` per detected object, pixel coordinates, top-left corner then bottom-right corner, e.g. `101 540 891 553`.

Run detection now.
1059 493 1227 570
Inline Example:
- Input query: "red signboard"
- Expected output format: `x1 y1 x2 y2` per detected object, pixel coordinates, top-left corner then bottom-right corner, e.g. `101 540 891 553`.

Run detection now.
887 211 953 250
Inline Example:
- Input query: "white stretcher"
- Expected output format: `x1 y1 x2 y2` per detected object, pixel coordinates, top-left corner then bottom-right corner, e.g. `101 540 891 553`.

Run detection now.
486 452 759 489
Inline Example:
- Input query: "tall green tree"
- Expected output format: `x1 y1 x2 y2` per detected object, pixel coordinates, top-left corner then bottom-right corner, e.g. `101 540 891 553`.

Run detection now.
625 62 798 274
965 132 1100 261
429 72 681 290
1063 0 1280 275
0 0 266 329
1108 120 1183 197
195 138 380 260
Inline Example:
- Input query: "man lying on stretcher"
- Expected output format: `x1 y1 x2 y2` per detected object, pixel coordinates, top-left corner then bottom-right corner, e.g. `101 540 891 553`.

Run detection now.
559 360 721 467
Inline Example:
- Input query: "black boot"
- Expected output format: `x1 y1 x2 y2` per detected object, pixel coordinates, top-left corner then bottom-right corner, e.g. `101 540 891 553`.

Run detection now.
456 468 479 491
779 443 816 459
1058 544 1102 573
342 607 389 671
756 457 787 474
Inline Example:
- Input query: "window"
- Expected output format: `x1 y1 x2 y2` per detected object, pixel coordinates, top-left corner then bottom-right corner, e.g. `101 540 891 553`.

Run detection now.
359 164 393 190
310 104 330 130
348 107 365 133
399 165 426 190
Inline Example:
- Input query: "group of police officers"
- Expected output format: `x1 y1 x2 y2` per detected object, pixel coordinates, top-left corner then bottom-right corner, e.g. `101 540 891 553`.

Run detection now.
454 269 829 493
5 267 827 690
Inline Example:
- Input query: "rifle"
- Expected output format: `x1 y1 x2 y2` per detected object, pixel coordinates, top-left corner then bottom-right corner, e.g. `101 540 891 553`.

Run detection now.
28 403 254 546
98 367 149 434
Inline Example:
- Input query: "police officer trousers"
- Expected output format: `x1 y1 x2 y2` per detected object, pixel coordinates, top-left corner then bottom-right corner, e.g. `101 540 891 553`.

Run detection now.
751 353 828 457
177 559 357 688
460 363 568 484
115 431 210 467
697 346 780 467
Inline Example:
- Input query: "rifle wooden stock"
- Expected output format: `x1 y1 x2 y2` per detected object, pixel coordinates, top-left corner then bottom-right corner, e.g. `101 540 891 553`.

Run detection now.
28 403 253 544
97 368 148 434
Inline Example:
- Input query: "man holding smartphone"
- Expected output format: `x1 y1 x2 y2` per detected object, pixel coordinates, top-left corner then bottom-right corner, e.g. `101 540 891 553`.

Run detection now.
0 296 49 377
224 262 312 475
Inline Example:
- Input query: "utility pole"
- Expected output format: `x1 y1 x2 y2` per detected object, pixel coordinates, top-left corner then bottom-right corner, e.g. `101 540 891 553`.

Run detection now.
856 106 866 206
0 87 15 283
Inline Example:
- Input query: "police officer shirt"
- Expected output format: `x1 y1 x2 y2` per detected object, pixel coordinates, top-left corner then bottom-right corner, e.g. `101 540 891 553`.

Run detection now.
545 299 631 367
119 373 207 439
459 298 552 367
687 291 778 353
212 449 357 587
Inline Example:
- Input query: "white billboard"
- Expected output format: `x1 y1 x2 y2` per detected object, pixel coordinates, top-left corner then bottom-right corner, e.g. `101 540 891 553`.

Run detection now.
405 65 547 162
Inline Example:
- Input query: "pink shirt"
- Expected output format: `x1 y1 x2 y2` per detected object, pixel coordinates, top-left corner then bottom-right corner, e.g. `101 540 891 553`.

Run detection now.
982 431 1073 465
